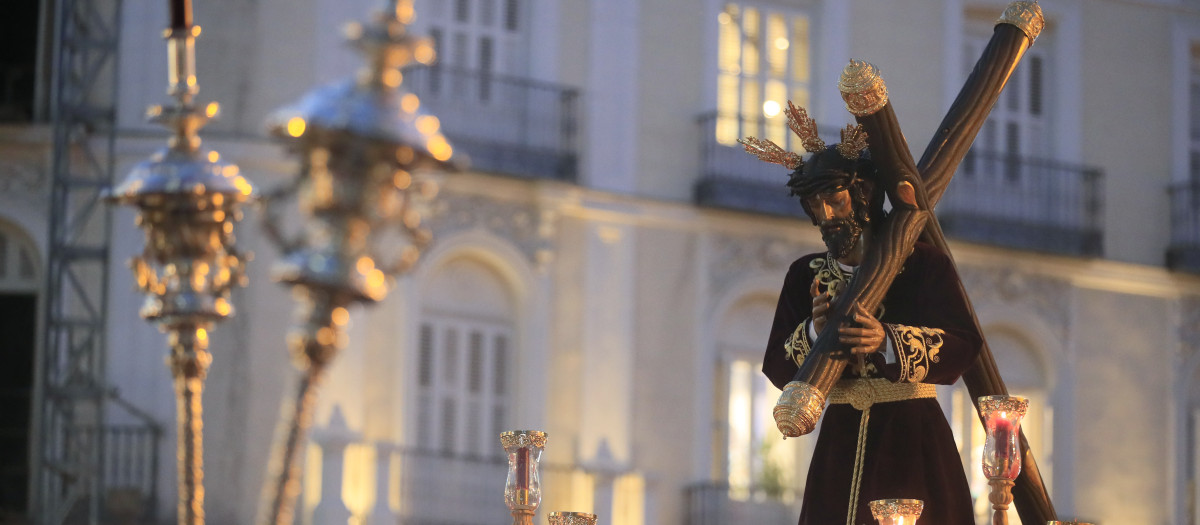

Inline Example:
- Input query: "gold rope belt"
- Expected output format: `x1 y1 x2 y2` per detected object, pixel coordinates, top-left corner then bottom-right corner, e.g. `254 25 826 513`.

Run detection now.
827 378 937 525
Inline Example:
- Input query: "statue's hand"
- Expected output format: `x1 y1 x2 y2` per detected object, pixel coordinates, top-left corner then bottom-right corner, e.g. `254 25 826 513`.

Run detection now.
839 302 886 355
810 276 831 334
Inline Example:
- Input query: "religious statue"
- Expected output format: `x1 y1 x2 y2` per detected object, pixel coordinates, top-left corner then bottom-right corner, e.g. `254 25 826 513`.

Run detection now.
740 2 1056 524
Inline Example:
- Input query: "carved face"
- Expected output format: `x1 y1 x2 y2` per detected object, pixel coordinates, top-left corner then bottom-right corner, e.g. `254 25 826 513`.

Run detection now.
805 188 863 259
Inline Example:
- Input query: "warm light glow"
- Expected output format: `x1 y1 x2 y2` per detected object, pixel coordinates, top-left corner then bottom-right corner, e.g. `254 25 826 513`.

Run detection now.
332 307 349 326
382 69 402 88
395 146 415 164
205 102 220 117
393 170 411 190
215 298 231 316
286 117 307 137
774 37 789 50
718 12 731 25
366 269 386 290
401 93 420 113
763 100 781 117
395 0 415 24
428 136 452 162
403 210 421 229
316 327 335 346
414 41 436 65
196 328 208 341
191 25 202 37
207 151 220 162
356 256 375 274
212 193 224 206
416 115 440 135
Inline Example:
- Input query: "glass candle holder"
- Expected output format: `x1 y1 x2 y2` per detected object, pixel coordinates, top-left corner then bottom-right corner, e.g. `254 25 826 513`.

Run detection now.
979 395 1029 480
501 430 547 524
549 511 598 525
868 499 923 525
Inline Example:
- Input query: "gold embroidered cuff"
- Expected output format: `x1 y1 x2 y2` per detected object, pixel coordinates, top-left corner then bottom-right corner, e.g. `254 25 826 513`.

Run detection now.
784 319 813 366
883 323 945 383
996 1 1045 42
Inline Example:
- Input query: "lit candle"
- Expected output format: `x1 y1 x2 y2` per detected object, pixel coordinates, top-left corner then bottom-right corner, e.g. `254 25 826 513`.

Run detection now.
516 447 530 499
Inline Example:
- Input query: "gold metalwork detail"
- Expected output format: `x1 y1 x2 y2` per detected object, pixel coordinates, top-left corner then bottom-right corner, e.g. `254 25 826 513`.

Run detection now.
838 60 889 117
997 1 1045 42
989 478 1016 525
1047 521 1095 525
510 509 535 525
773 381 826 437
784 101 826 154
783 321 812 366
884 323 944 383
836 124 869 160
737 136 803 170
829 378 937 410
978 395 1029 418
868 499 925 521
500 430 547 451
548 512 598 525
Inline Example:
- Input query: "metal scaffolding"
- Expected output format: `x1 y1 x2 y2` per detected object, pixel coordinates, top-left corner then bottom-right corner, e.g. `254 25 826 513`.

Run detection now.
35 0 123 523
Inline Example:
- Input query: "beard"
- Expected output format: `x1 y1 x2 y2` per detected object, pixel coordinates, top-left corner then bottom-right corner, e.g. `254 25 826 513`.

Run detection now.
820 218 863 260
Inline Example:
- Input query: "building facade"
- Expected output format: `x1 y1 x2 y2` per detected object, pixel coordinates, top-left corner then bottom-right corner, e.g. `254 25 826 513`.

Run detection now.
3 0 1200 524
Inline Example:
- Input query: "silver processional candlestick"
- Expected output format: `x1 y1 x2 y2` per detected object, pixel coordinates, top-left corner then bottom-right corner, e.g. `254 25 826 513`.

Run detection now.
256 1 454 523
109 0 255 523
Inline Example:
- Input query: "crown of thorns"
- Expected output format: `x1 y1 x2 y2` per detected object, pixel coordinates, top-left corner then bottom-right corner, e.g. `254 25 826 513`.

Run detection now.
736 101 869 170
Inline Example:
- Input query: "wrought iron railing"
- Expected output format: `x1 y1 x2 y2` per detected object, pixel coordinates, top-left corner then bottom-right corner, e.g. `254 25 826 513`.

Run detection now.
402 65 579 181
938 150 1104 256
1168 180 1200 271
694 111 838 217
685 481 802 525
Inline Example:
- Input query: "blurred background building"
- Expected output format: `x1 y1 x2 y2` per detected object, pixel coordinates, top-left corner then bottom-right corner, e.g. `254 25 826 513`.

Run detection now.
1 0 1199 524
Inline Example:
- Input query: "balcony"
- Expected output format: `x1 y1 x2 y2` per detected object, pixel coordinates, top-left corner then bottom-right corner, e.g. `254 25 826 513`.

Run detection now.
1169 180 1200 272
402 66 579 182
694 112 811 218
937 151 1104 256
685 482 801 525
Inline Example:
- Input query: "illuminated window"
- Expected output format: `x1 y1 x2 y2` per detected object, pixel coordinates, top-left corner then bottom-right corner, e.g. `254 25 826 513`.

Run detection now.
715 3 812 147
714 295 809 505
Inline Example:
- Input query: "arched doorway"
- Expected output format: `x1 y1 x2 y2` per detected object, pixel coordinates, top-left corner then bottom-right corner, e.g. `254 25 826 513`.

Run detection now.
0 221 40 520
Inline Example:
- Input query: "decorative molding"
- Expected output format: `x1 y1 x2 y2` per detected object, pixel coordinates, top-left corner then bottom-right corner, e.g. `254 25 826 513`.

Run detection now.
427 192 556 268
957 264 1071 342
709 233 812 297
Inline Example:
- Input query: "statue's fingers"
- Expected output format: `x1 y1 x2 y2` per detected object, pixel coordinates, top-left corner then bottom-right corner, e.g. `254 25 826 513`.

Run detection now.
810 277 820 298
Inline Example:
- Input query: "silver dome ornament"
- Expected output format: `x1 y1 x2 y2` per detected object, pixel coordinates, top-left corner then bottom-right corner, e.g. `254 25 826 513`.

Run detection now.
107 3 255 523
256 2 457 524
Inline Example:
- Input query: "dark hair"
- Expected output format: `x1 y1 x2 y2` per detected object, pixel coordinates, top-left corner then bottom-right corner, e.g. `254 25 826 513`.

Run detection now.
787 145 885 227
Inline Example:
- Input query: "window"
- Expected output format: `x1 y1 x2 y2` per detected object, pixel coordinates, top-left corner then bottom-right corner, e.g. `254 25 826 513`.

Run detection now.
962 33 1050 178
715 3 812 149
415 316 512 458
413 256 516 459
714 294 809 503
0 0 40 122
726 358 796 501
414 0 528 102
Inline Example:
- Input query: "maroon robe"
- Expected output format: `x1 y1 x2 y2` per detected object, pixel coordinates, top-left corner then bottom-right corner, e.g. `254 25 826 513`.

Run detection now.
762 241 981 525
